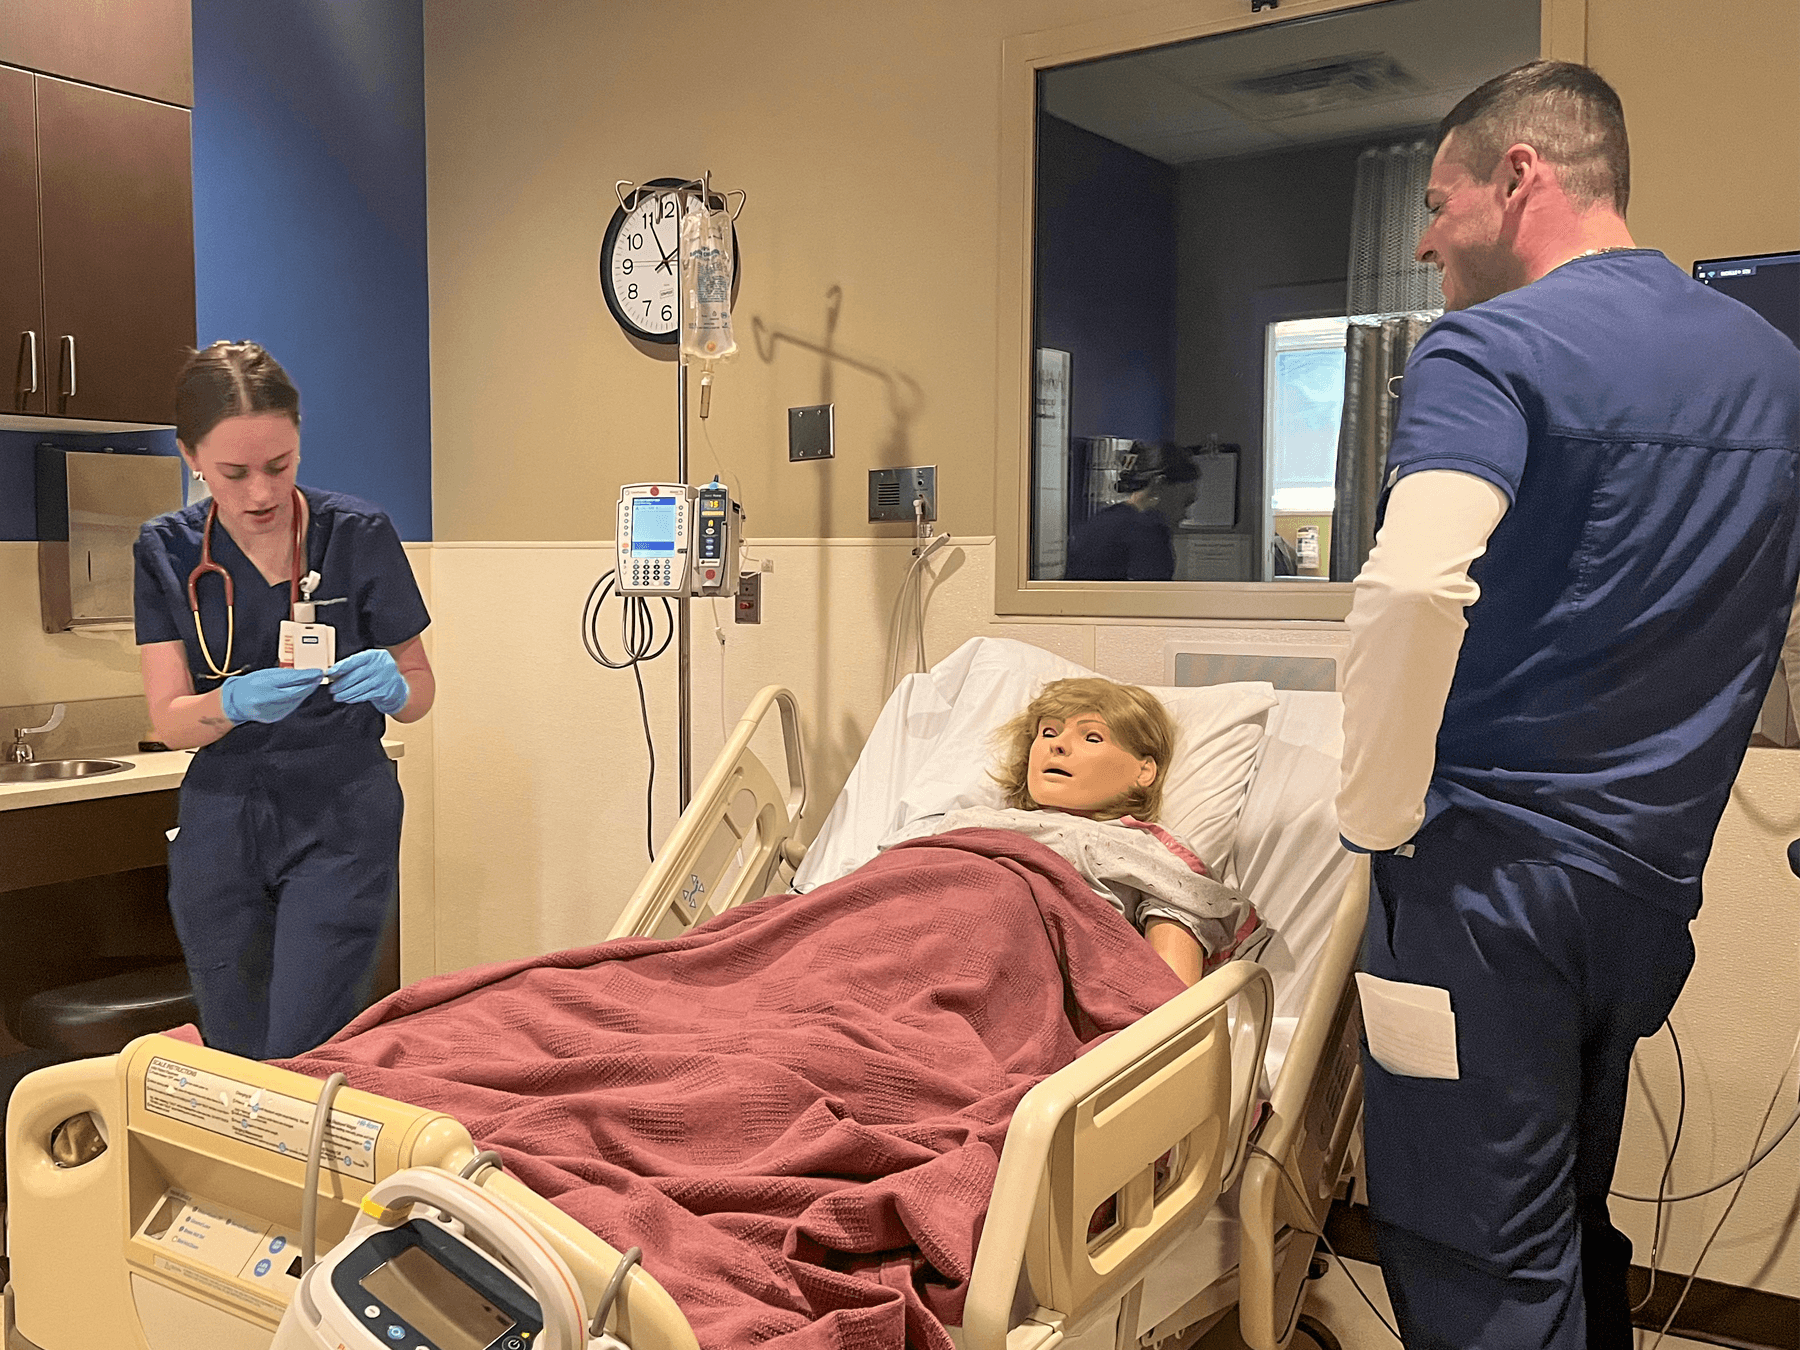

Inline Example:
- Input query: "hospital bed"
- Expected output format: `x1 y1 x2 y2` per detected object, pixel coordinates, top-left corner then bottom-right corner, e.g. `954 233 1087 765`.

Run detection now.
3 637 1367 1350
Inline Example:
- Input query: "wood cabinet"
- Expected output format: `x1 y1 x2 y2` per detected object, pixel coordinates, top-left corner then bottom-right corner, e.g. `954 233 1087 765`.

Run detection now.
1 72 194 424
0 0 193 108
1 65 44 415
38 77 195 424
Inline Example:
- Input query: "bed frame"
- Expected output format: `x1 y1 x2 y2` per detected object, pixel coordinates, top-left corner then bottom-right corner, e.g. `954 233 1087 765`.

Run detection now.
3 685 1366 1350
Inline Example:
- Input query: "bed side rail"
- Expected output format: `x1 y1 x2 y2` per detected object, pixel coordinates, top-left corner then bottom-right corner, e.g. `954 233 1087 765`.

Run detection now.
1237 855 1370 1350
962 962 1274 1350
609 685 808 942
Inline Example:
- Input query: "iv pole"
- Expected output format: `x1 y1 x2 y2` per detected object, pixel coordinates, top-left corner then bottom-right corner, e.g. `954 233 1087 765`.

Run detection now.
615 172 742 813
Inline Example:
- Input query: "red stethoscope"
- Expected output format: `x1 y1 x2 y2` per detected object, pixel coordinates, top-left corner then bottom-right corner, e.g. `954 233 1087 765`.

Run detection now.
187 487 308 680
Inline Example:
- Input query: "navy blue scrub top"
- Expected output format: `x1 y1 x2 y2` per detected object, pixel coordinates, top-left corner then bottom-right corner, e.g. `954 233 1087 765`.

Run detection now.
1379 250 1800 917
134 486 431 756
1066 503 1176 580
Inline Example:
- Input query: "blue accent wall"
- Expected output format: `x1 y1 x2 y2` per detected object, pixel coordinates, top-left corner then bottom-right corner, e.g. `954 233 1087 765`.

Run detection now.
1034 114 1178 444
191 0 431 540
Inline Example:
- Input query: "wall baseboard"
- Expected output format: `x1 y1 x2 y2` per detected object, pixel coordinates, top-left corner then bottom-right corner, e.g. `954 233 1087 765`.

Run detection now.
1322 1201 1798 1350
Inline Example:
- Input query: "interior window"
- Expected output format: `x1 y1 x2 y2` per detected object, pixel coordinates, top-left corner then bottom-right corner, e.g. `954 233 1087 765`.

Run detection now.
1029 0 1539 587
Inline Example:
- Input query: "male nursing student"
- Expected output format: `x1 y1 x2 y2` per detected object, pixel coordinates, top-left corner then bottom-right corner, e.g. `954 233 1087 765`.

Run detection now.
135 341 435 1061
1335 63 1800 1350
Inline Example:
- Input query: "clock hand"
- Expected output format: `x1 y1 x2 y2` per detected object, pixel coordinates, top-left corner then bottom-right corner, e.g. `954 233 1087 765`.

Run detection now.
647 211 677 275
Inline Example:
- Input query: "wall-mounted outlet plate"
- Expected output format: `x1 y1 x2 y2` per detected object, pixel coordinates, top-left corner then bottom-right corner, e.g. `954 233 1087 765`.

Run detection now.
788 404 834 461
734 571 762 624
868 466 937 523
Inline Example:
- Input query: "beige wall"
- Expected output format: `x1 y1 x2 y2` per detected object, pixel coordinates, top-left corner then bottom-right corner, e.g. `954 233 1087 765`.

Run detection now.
421 0 1800 1300
425 0 1181 544
1591 0 1800 269
0 543 146 708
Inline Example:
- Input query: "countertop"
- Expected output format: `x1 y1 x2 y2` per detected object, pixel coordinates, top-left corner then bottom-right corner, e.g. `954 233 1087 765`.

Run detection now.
0 740 405 812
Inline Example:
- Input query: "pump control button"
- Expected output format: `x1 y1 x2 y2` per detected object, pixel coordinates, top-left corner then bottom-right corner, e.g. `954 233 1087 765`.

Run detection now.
365 1305 381 1318
388 1328 406 1342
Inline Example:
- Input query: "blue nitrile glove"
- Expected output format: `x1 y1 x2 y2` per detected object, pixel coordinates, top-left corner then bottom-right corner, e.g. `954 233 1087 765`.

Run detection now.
220 667 324 724
326 648 411 715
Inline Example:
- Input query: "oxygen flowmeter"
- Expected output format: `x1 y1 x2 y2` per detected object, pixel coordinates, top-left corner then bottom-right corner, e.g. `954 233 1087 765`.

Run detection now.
615 480 741 597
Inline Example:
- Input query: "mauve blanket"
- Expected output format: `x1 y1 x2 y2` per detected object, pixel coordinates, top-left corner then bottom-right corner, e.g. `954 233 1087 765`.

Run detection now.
277 828 1188 1349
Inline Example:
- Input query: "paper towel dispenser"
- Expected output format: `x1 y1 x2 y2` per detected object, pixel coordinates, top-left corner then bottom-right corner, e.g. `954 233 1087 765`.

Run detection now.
37 448 183 632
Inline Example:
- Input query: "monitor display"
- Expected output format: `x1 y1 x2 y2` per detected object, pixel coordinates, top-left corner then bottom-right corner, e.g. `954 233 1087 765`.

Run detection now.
1693 251 1800 347
630 495 678 553
361 1243 515 1350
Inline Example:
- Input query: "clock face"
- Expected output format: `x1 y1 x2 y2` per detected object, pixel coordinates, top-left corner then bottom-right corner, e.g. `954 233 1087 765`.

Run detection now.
599 178 739 345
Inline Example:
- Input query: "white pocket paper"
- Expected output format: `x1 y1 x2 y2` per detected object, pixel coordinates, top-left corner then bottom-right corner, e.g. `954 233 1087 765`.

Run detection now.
1355 973 1460 1080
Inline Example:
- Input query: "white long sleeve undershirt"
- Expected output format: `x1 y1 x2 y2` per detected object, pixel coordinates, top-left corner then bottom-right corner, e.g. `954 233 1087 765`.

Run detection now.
1336 469 1509 852
1337 469 1800 852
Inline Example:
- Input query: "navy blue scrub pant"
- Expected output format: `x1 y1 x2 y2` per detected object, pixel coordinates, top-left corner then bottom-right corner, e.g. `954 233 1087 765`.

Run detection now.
1361 811 1694 1350
167 739 402 1060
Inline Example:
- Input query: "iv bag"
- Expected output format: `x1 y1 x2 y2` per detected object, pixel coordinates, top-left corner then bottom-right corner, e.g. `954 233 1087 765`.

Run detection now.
680 196 737 362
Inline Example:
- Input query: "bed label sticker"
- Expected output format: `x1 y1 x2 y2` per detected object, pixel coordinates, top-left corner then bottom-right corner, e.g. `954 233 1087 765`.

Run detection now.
143 1056 383 1179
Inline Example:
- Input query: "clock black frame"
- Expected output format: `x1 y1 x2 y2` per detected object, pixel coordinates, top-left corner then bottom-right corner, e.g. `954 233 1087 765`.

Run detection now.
599 177 740 345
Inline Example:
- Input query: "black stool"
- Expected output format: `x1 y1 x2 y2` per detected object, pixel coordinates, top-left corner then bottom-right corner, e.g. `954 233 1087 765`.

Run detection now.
16 963 199 1057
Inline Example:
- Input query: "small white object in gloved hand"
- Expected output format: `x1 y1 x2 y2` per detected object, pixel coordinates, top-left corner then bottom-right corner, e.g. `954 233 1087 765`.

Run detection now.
324 649 410 715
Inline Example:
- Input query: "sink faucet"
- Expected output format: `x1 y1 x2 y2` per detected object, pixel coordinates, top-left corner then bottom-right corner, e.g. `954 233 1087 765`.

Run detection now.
9 704 66 763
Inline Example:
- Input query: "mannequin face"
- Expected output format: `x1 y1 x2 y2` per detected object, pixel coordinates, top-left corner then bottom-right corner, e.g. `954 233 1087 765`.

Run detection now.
180 413 301 539
1027 711 1158 814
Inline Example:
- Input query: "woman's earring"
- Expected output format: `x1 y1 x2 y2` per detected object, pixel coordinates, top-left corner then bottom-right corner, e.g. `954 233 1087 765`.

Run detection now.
191 470 203 482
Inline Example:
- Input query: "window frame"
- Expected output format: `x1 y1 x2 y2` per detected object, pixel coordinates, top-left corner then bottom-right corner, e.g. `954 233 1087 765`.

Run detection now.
992 0 1587 619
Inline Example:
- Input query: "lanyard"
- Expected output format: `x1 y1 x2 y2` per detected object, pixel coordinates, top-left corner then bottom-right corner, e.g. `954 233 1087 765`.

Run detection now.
187 489 306 680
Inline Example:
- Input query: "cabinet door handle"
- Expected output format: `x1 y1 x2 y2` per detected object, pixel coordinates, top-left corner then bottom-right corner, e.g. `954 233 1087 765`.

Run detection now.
60 334 76 400
19 330 38 396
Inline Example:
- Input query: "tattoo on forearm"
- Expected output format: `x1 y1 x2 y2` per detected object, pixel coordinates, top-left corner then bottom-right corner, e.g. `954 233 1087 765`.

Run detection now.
200 716 231 729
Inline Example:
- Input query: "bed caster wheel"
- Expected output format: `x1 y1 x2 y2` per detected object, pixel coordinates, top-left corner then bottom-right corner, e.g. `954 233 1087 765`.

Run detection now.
1292 1315 1342 1350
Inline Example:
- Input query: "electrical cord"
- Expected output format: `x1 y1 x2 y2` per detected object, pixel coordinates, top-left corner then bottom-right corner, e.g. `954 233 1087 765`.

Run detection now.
1642 1040 1794 1350
590 1245 643 1338
582 570 674 859
301 1072 348 1273
1613 1021 1800 1203
1629 1020 1686 1315
1248 1143 1404 1344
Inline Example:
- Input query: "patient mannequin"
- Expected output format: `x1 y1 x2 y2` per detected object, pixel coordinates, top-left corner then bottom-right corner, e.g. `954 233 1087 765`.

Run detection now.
992 677 1206 984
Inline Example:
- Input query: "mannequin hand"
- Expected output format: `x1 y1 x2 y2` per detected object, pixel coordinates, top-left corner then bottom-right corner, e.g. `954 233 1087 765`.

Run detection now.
220 667 324 724
326 649 410 715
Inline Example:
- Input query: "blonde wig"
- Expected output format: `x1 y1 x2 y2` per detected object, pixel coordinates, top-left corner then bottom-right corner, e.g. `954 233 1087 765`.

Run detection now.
992 677 1176 820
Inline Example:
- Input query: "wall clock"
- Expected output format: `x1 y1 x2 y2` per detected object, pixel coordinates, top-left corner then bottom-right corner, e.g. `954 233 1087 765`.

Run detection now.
600 178 738 344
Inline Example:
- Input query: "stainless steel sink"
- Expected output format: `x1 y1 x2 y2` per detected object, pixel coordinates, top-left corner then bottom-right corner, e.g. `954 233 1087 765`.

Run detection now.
0 758 132 783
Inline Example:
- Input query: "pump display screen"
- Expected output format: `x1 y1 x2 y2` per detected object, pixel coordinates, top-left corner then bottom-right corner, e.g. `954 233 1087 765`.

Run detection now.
361 1244 514 1350
630 496 679 553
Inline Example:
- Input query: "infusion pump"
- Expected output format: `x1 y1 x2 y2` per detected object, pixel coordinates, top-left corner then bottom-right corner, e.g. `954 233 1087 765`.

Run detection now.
616 481 741 597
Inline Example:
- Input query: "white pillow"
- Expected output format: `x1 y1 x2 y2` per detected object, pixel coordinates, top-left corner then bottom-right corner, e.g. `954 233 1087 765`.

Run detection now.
793 637 1275 888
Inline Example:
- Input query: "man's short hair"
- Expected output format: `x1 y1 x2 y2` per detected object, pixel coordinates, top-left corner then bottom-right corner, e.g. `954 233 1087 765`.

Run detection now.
1438 60 1629 215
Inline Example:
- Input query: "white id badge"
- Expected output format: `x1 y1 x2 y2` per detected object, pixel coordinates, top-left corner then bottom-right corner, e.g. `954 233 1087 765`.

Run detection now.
278 619 337 671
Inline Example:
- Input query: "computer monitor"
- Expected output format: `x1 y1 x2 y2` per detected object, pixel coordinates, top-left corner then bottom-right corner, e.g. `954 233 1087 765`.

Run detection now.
1693 250 1800 347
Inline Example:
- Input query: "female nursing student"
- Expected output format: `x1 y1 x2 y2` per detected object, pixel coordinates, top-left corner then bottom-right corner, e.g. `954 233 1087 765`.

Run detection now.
134 341 434 1060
